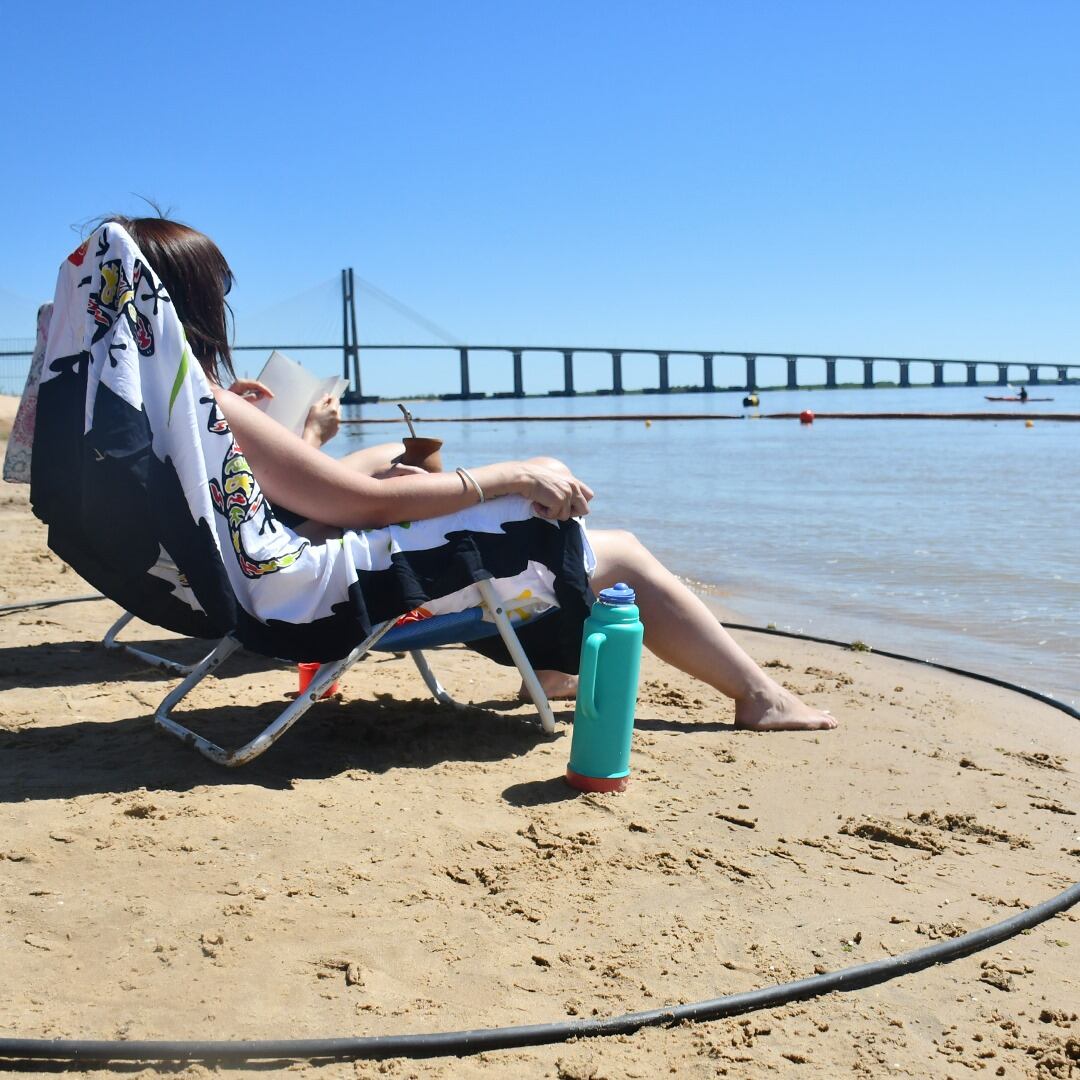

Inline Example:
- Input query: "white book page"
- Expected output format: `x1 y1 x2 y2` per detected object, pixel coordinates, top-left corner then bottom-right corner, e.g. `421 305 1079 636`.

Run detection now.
253 351 348 436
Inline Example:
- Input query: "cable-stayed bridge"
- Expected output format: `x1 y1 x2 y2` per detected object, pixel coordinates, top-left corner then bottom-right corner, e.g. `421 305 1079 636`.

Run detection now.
3 268 1078 399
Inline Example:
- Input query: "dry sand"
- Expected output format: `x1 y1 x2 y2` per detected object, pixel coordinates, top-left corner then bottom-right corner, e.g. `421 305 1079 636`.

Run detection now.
1 393 1077 1079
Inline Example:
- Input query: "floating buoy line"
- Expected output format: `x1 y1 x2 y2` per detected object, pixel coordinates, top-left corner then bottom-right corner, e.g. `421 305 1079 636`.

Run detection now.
339 411 1078 424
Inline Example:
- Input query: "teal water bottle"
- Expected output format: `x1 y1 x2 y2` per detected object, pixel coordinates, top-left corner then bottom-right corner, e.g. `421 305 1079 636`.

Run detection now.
565 582 644 793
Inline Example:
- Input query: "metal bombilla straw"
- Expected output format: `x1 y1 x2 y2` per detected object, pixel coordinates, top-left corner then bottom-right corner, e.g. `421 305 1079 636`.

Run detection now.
397 403 418 439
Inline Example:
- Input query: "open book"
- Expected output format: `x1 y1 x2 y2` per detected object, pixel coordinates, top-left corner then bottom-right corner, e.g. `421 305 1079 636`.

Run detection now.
253 350 349 437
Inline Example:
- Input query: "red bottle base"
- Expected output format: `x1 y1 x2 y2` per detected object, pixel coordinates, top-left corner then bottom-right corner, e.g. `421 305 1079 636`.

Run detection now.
565 769 629 793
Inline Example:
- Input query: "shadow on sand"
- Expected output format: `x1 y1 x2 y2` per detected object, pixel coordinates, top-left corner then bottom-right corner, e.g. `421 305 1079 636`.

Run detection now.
0 637 280 689
1 694 563 803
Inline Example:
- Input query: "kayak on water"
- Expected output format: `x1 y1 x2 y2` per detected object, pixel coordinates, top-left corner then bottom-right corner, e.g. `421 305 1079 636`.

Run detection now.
984 395 1055 402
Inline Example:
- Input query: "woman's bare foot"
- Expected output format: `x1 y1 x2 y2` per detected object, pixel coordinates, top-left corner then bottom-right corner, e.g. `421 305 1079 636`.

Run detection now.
520 670 579 701
734 683 837 731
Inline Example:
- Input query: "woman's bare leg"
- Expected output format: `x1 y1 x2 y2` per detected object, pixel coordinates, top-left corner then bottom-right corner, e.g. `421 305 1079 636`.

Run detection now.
514 458 835 728
581 529 836 731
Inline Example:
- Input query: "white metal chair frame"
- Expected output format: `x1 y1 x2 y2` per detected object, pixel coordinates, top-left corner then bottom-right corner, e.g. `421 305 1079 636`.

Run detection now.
102 577 557 767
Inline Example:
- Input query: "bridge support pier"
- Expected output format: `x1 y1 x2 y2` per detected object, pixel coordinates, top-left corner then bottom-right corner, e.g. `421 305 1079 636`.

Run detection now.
611 351 623 394
997 364 1010 386
786 356 798 390
825 357 837 389
899 361 910 388
1058 366 1068 384
512 350 524 397
745 354 757 392
862 359 874 388
1027 365 1040 385
658 352 670 392
561 350 576 395
702 354 715 391
966 363 978 386
459 348 471 397
933 362 945 387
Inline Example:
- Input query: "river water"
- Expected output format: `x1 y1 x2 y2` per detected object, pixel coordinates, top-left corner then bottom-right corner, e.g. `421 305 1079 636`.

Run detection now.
337 385 1079 707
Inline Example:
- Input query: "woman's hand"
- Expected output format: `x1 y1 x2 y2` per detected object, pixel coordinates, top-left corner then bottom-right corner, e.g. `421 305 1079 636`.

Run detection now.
516 460 593 520
302 395 341 447
227 379 274 402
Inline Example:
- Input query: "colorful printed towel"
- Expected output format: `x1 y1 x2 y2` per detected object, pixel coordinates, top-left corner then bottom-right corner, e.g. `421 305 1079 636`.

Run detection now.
2 302 52 484
29 223 593 669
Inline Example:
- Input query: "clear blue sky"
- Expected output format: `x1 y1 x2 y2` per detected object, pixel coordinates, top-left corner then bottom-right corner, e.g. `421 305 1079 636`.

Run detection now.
3 1 1078 394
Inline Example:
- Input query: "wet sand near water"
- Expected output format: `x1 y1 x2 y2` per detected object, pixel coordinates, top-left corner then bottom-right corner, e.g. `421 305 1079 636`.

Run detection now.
1 394 1077 1079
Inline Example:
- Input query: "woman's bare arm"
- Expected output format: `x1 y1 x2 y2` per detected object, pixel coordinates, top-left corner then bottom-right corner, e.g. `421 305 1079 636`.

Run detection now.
212 388 592 528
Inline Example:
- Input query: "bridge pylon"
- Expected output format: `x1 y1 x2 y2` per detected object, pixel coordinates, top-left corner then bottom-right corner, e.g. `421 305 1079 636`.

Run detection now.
340 268 378 404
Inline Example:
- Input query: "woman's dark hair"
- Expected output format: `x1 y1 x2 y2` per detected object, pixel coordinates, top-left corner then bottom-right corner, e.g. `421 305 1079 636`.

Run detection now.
104 215 236 385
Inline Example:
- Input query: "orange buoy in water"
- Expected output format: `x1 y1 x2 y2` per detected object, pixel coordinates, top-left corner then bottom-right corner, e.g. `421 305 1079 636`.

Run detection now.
1025 419 1034 428
799 410 815 425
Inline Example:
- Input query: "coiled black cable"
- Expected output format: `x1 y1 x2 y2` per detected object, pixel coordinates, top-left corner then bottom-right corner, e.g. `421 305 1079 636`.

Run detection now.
0 592 104 615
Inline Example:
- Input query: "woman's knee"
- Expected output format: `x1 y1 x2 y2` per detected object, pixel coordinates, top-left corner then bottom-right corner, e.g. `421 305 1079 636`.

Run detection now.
340 442 406 475
591 528 647 581
605 528 641 551
526 455 571 477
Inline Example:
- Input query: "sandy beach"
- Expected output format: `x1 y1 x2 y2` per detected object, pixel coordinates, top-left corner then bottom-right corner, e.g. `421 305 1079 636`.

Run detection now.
1 394 1077 1079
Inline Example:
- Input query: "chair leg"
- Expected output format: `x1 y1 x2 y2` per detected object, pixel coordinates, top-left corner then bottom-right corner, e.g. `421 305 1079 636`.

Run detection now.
475 578 557 734
410 650 459 707
103 610 211 676
153 637 244 763
153 621 397 766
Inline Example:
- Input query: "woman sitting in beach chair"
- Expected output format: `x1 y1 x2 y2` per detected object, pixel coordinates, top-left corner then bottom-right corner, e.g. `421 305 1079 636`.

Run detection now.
34 214 835 733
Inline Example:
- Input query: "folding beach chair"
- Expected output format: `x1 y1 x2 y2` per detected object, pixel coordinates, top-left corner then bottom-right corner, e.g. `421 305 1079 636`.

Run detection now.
23 224 593 767
100 588 559 767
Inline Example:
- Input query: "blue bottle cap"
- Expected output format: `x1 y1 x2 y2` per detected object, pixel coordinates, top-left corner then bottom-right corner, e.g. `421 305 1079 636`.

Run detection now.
598 582 636 605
